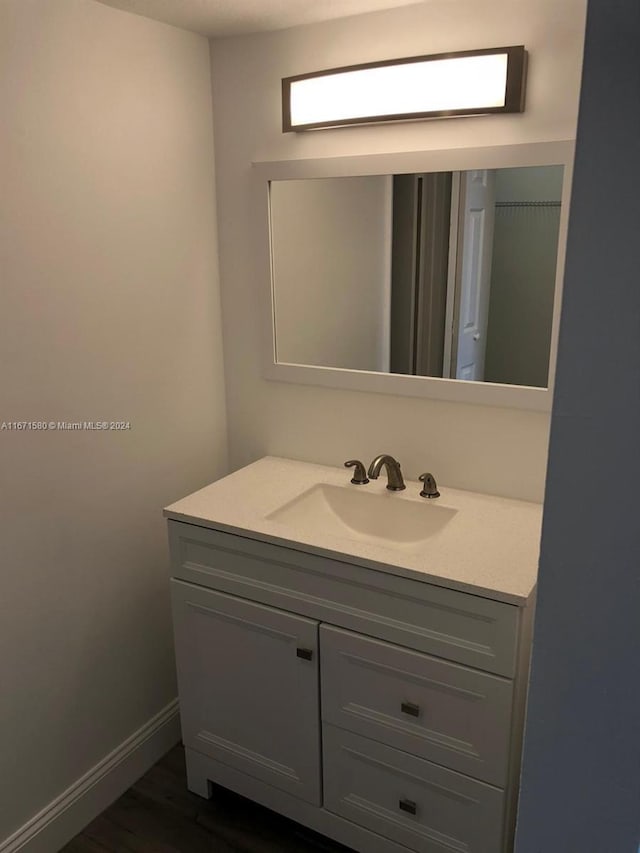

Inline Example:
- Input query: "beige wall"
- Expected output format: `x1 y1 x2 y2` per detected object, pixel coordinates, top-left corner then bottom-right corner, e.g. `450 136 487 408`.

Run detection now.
209 0 587 502
485 165 564 387
271 176 391 371
0 0 226 842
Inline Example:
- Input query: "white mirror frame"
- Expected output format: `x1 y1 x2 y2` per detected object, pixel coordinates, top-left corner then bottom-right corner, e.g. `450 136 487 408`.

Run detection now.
253 140 574 412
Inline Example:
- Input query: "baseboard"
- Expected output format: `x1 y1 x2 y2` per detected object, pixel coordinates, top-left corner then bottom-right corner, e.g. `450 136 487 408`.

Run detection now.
0 698 181 853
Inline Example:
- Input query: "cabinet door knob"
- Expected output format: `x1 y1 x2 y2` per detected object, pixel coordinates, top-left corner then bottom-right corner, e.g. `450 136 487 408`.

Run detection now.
399 798 417 815
401 701 420 717
296 647 313 661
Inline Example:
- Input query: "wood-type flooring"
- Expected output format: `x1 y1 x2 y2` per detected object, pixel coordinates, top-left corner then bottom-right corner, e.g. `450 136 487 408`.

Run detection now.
60 745 352 853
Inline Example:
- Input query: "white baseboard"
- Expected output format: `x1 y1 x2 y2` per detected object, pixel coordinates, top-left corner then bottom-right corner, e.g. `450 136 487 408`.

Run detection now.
0 698 181 853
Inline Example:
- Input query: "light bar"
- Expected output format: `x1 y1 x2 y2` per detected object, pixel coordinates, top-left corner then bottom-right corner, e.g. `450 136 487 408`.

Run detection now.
283 46 527 132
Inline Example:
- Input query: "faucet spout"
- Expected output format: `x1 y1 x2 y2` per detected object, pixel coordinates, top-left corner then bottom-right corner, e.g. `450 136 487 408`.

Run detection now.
367 454 406 491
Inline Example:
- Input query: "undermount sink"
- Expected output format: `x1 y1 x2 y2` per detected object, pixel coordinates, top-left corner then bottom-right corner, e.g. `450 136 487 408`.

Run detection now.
266 483 457 551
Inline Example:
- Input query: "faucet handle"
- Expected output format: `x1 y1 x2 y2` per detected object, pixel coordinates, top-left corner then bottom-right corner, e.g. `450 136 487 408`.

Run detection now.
419 473 440 499
344 460 369 485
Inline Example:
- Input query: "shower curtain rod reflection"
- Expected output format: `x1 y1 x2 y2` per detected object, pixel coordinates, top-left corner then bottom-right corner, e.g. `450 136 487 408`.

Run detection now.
495 200 561 207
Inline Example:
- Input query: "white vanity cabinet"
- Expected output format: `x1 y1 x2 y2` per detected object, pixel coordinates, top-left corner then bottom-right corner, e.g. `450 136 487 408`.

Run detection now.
168 518 535 853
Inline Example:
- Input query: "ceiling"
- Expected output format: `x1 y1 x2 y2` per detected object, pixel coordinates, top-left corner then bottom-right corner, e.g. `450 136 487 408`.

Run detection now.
93 0 426 37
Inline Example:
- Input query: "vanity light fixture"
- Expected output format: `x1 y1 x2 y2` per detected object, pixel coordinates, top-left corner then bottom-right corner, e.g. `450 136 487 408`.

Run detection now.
282 46 527 131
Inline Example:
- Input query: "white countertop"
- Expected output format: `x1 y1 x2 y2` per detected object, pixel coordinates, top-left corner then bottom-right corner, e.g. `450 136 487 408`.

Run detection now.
164 456 542 606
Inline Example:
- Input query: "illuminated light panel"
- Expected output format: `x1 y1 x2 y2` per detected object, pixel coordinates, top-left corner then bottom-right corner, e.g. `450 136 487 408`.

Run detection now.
283 47 526 131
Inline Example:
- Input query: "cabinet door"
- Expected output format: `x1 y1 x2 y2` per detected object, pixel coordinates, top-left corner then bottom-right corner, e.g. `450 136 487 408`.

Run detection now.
171 579 321 805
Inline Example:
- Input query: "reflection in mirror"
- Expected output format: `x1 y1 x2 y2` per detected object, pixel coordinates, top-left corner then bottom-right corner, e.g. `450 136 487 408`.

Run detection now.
269 165 563 389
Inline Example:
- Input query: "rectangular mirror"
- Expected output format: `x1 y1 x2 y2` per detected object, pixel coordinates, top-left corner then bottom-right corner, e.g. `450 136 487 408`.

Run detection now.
271 164 563 388
254 142 573 411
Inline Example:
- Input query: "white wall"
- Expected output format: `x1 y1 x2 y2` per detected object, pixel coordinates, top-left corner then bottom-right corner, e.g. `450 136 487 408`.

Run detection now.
0 0 227 844
210 0 586 502
271 176 390 371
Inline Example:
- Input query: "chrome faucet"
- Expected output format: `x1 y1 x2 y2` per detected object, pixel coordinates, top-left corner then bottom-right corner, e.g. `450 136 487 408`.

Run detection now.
367 454 406 491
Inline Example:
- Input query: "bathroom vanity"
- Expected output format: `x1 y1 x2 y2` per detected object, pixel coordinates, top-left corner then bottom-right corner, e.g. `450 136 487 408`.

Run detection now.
165 457 541 853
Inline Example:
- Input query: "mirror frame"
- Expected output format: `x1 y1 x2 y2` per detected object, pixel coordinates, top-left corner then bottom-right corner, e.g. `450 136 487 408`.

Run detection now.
253 140 574 412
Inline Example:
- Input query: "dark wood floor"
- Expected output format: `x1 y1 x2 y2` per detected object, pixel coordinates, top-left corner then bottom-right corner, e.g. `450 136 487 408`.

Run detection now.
60 745 353 853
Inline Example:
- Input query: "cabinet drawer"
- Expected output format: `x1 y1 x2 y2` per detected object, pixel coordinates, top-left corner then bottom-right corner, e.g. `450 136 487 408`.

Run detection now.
171 580 321 805
323 725 504 853
320 626 512 786
169 521 519 676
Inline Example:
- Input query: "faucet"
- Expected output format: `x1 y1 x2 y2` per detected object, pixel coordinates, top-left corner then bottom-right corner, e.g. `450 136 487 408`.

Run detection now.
367 454 406 491
344 459 369 485
418 472 440 499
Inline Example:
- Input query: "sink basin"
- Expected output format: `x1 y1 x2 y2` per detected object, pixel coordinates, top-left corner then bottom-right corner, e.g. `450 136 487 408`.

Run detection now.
266 483 457 551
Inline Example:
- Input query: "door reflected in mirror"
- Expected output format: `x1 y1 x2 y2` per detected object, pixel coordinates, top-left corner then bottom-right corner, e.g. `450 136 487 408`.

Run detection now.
269 165 564 389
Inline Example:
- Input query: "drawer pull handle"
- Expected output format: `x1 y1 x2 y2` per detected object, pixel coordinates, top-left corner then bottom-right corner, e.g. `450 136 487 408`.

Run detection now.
399 798 417 815
401 701 420 717
296 647 313 661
